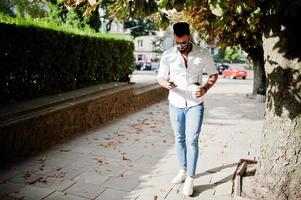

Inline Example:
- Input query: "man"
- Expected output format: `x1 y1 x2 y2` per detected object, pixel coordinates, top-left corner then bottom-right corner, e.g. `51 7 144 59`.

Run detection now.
157 22 218 196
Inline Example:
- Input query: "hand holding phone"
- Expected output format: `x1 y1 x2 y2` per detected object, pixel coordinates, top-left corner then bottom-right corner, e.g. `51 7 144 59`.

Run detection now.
167 81 177 89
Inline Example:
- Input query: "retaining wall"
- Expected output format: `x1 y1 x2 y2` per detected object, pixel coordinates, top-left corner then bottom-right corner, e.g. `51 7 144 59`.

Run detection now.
0 82 168 160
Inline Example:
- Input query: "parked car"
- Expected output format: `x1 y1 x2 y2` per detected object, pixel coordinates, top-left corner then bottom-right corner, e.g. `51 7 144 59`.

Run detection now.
216 63 230 75
142 62 152 70
151 62 160 70
222 66 247 79
135 61 144 70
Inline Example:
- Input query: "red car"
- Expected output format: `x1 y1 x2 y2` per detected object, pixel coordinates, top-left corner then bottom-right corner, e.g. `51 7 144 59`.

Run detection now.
222 67 247 79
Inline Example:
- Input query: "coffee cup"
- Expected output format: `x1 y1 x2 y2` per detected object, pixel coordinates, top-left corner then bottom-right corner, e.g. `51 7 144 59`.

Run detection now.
192 84 199 98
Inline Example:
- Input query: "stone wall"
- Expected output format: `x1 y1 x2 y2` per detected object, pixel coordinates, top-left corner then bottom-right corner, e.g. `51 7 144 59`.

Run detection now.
0 83 168 160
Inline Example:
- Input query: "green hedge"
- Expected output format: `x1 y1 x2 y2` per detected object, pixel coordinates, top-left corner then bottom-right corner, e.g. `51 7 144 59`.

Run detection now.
0 17 134 105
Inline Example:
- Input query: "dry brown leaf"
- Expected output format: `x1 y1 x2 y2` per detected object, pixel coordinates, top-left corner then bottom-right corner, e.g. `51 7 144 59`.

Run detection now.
60 149 70 152
122 156 130 161
26 176 47 184
56 167 63 171
24 171 31 178
47 171 65 178
96 157 103 164
39 165 45 171
38 157 47 162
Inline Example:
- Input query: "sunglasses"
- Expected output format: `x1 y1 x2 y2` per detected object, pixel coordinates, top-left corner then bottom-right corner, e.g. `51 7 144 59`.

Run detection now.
176 40 189 45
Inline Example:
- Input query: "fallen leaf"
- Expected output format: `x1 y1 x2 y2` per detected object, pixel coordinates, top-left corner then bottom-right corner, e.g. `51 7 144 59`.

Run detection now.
26 176 47 184
60 149 70 152
96 157 103 164
122 156 130 161
38 157 47 162
24 171 31 178
56 167 63 171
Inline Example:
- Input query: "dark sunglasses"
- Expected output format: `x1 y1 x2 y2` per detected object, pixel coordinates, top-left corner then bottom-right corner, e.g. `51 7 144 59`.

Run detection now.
176 40 189 45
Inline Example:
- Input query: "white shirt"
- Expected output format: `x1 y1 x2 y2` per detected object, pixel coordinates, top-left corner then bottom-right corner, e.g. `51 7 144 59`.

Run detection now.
157 44 217 108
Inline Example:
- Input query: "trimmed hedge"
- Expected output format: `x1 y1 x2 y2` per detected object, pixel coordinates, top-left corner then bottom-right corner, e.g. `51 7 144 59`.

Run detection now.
0 18 134 105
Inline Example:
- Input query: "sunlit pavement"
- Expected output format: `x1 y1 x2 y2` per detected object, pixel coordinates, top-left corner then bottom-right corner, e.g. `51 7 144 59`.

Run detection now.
0 70 264 200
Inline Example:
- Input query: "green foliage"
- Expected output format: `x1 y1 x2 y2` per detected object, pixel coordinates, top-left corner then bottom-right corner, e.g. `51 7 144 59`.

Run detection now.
45 1 66 26
124 19 158 38
0 14 134 104
224 47 241 62
0 0 15 16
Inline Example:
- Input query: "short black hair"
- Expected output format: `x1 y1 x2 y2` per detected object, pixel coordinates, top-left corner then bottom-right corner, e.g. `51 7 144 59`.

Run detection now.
173 22 190 37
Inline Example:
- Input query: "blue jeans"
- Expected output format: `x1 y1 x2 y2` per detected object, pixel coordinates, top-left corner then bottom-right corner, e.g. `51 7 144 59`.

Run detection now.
169 103 204 177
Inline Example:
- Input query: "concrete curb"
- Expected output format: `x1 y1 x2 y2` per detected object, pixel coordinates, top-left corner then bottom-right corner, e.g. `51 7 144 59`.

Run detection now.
0 82 168 160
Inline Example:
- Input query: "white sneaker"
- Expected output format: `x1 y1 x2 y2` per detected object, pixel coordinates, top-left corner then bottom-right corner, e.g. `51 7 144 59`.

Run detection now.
171 169 186 184
183 177 194 196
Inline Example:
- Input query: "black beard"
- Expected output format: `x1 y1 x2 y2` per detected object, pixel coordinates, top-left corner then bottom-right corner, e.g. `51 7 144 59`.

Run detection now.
178 43 190 53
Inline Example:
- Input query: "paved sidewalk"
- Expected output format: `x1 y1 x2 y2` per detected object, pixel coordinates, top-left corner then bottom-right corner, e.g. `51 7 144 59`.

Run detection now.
0 73 265 200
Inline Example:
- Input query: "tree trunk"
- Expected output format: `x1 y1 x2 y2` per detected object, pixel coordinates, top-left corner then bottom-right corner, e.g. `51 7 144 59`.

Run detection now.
248 46 266 96
254 34 301 200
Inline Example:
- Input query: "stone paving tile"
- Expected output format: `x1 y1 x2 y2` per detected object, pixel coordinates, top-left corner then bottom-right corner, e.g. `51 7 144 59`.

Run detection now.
101 176 140 192
9 171 44 185
95 188 137 200
10 185 54 200
193 171 213 185
44 191 89 200
184 194 233 200
214 181 233 196
45 165 87 180
10 160 58 177
73 169 110 186
32 177 76 191
164 184 184 200
131 187 170 200
193 184 216 196
121 169 148 181
0 181 24 196
95 164 126 177
0 167 23 180
64 182 105 199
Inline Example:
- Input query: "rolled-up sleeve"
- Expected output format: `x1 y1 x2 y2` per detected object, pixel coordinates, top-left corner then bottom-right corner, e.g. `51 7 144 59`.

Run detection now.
204 50 217 75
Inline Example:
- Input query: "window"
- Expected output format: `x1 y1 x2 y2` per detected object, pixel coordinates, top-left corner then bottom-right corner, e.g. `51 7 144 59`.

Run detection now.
137 40 143 47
